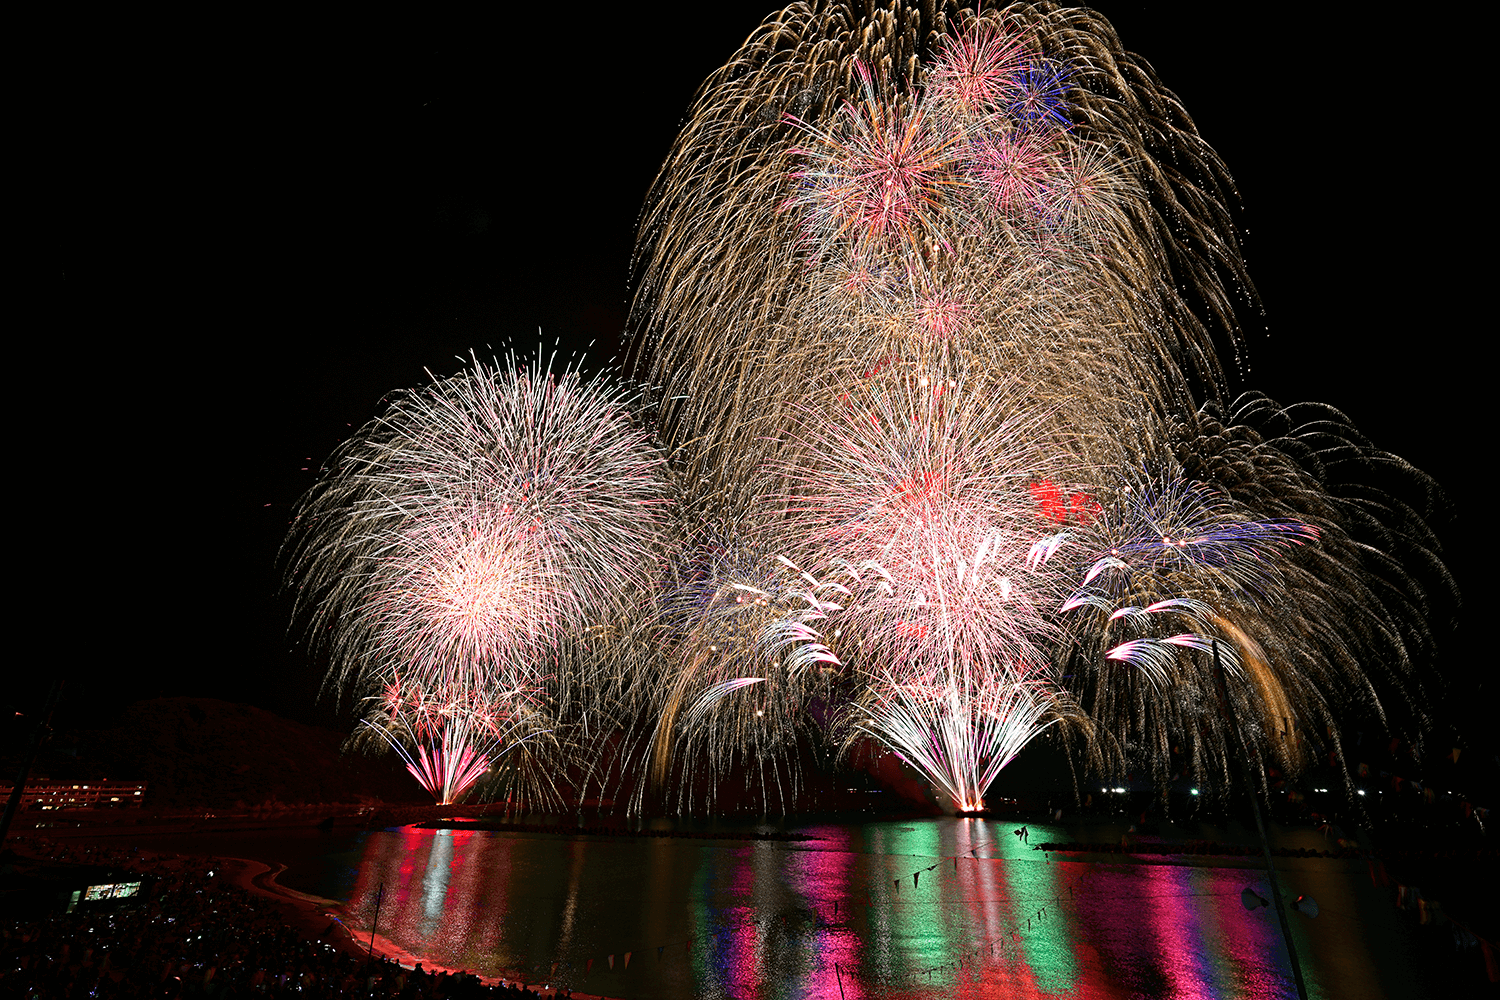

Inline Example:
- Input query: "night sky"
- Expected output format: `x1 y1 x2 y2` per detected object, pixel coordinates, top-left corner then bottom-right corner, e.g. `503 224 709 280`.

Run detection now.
49 7 1473 753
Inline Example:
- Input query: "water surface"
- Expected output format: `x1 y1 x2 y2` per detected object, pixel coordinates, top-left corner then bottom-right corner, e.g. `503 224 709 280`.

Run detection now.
240 817 1426 999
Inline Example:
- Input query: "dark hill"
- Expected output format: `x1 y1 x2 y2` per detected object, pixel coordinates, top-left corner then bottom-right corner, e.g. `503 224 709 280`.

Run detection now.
8 697 427 810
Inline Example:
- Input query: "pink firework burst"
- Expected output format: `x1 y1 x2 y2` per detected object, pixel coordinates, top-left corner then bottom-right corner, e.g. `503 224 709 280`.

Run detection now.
782 373 1068 682
366 516 561 692
914 290 975 341
786 62 965 269
925 17 1032 121
969 128 1056 216
772 373 1079 808
286 351 671 706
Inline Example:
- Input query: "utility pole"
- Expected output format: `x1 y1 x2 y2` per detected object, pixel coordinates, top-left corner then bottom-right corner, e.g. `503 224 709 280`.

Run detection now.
1212 640 1308 1000
0 678 65 849
369 881 385 961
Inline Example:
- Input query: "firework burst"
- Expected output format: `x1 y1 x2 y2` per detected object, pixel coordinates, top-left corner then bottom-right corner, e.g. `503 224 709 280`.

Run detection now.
287 351 670 695
288 3 1456 813
285 352 671 799
766 372 1085 809
785 61 966 278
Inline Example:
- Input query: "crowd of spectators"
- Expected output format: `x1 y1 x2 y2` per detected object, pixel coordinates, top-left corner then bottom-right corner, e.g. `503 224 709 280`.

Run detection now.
0 839 564 999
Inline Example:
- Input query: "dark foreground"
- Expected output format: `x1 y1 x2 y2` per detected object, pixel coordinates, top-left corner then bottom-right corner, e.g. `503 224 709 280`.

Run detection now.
0 835 571 998
4 805 1496 999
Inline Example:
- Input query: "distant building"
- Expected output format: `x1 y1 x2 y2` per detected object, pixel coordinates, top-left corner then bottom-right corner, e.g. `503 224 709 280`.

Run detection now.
0 777 147 810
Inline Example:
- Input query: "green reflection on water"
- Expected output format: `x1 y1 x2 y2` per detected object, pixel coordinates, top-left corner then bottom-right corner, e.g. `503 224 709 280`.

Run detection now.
997 824 1077 996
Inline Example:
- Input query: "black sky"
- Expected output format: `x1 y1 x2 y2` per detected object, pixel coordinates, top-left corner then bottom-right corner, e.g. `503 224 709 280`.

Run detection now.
48 6 1473 745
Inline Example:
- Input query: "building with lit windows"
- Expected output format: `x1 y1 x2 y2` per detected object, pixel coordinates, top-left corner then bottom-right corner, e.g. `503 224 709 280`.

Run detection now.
0 778 147 809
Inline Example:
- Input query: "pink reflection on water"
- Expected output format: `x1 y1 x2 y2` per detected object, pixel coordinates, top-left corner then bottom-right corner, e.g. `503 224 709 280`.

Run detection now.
343 828 477 964
1070 864 1176 998
789 825 864 1000
1140 865 1216 999
718 843 762 998
1209 868 1290 998
699 826 871 1000
346 826 428 929
1065 861 1294 1000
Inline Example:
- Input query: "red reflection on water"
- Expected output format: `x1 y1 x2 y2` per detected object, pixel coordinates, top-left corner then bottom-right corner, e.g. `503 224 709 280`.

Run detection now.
1065 862 1294 1000
792 825 864 1000
1141 865 1215 999
1069 865 1175 999
1209 868 1290 999
343 828 462 955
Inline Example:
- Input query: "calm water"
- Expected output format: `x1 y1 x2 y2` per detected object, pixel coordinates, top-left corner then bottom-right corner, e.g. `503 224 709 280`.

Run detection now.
185 817 1427 999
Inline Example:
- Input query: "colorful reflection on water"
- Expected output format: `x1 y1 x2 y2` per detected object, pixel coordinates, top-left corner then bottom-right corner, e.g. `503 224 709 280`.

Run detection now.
314 819 1416 999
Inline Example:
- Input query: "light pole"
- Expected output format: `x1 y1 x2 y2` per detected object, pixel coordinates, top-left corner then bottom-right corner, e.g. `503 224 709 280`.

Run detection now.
1211 639 1308 1000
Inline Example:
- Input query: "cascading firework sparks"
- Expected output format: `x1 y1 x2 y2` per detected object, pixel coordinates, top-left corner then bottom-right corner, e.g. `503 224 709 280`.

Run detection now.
617 1 1452 806
286 3 1455 813
639 537 845 813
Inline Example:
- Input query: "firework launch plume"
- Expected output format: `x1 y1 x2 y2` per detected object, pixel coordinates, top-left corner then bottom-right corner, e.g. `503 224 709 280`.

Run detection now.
853 658 1076 813
349 677 556 806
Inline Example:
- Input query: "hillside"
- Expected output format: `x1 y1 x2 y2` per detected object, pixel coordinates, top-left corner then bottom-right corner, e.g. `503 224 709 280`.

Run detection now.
6 697 427 810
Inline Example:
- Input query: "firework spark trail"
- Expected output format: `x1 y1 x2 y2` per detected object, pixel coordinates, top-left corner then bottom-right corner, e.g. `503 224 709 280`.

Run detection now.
827 548 1081 811
1059 474 1322 602
637 537 846 813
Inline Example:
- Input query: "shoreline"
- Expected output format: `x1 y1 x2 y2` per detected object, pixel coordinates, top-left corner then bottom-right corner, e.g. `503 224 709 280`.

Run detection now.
5 835 621 1000
206 853 621 999
11 807 1491 997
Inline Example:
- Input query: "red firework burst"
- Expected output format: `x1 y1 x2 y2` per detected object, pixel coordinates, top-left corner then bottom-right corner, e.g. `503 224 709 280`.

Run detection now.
786 62 965 269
